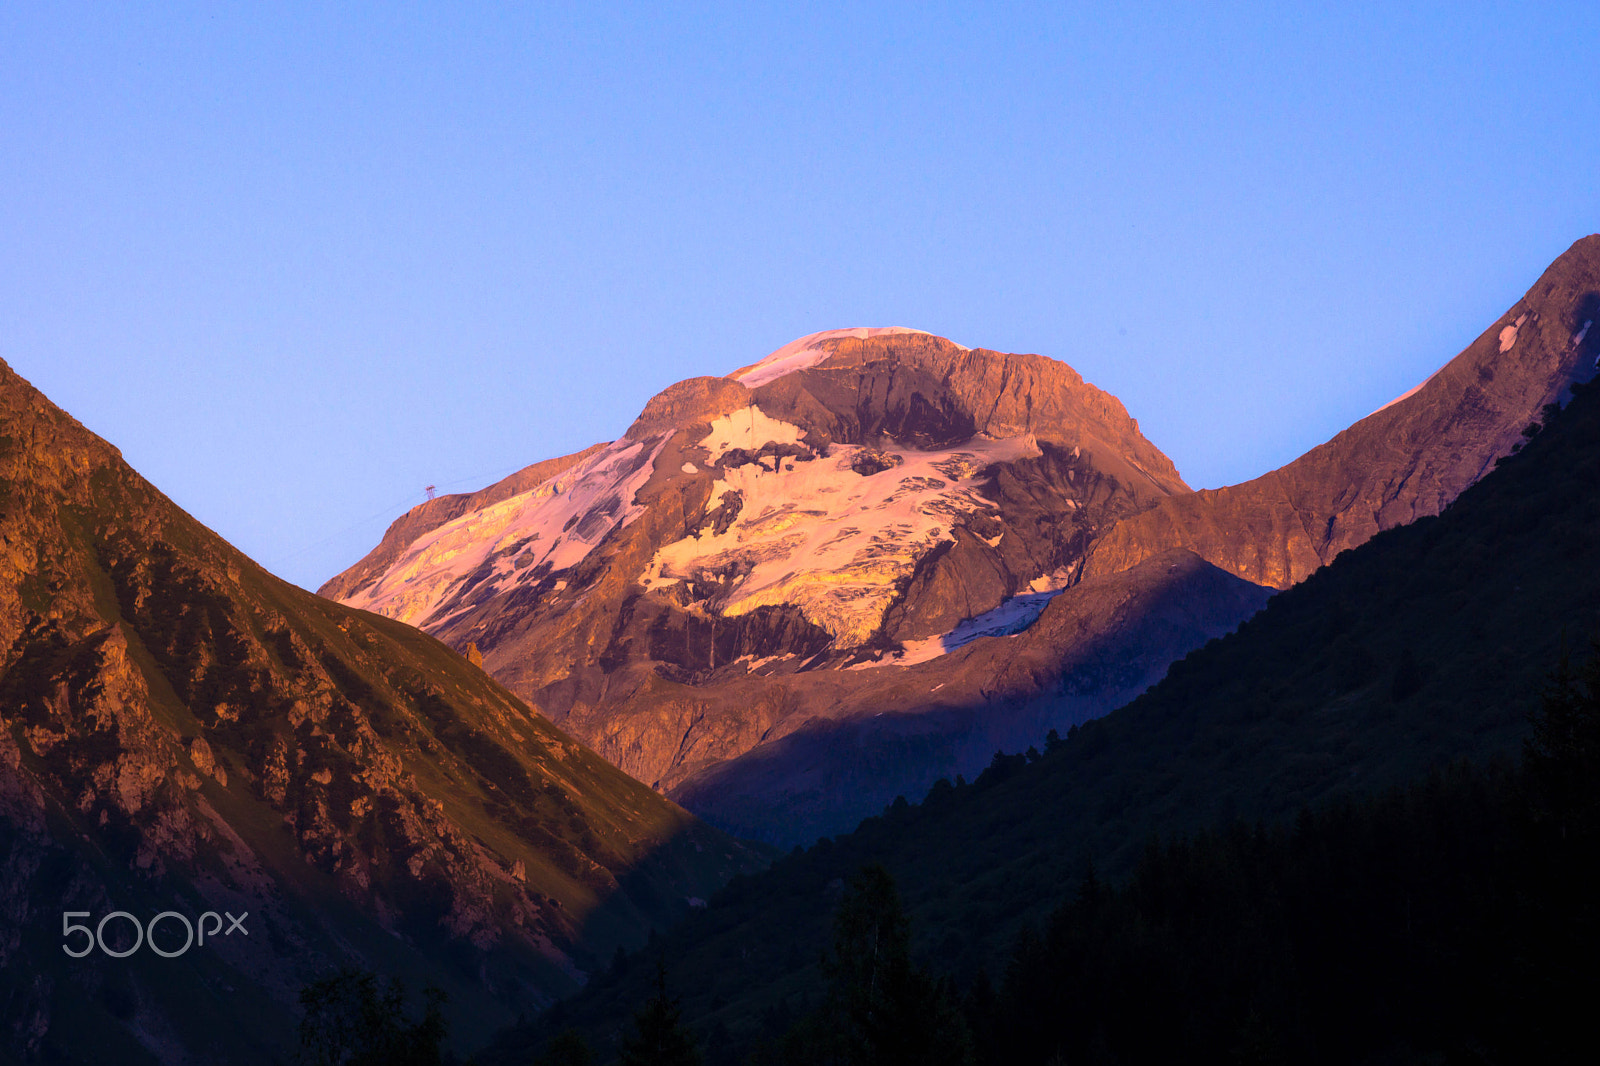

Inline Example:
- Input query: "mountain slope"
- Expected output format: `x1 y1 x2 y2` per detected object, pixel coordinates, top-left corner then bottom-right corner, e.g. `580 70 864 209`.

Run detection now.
1086 234 1600 588
500 321 1600 1066
319 442 609 605
0 360 759 1064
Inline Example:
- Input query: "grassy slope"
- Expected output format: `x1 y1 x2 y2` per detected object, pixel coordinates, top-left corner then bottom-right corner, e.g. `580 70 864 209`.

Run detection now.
497 374 1600 1062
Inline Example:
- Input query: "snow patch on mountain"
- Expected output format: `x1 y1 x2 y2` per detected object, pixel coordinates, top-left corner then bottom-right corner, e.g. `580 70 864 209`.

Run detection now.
730 327 952 389
1370 361 1447 418
642 416 1041 645
857 568 1077 668
343 436 667 627
700 406 808 464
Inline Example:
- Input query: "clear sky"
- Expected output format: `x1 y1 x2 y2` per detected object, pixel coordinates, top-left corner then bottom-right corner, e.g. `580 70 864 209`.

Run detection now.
3 2 1597 591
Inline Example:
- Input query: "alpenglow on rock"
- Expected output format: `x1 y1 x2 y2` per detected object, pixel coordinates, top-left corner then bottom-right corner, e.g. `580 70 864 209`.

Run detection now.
1086 236 1600 589
325 329 1214 833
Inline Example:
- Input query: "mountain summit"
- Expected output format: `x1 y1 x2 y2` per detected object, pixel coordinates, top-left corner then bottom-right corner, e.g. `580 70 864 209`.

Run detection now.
323 331 1248 839
333 328 1189 641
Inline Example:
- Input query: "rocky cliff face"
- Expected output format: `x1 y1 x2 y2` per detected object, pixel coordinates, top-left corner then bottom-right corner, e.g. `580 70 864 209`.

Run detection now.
1086 236 1600 588
0 362 757 1064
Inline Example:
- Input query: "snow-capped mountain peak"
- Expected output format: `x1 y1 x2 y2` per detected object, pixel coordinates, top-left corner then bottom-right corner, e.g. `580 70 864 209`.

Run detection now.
729 327 948 388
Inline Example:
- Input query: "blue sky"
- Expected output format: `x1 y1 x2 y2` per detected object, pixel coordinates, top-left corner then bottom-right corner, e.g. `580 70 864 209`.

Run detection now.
3 2 1597 590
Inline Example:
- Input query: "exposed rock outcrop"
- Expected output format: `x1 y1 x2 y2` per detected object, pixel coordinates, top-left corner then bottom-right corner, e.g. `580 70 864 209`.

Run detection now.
625 376 752 440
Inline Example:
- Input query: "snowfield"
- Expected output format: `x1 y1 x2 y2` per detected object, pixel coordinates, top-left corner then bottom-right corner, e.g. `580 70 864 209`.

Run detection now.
344 435 667 627
642 406 1042 646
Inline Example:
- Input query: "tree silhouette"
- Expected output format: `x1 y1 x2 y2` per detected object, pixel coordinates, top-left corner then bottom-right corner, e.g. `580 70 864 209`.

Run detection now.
823 865 972 1066
1526 640 1600 837
618 960 701 1066
297 969 445 1066
533 1027 596 1066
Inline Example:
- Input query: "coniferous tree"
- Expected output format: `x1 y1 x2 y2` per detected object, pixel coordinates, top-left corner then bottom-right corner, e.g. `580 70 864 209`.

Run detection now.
1519 643 1600 1058
297 969 446 1066
618 960 701 1066
532 1027 596 1066
1526 641 1600 837
823 865 972 1066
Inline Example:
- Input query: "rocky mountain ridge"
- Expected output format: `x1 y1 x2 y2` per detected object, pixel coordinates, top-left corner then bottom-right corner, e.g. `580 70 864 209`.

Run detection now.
1088 235 1600 587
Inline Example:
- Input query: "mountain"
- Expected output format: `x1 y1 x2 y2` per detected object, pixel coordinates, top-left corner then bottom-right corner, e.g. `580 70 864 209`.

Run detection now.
324 329 1267 842
326 238 1599 844
492 305 1600 1066
0 360 760 1065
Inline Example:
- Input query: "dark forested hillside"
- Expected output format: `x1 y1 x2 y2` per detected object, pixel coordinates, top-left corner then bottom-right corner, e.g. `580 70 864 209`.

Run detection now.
490 372 1600 1063
977 729 1597 1065
757 665 1599 1066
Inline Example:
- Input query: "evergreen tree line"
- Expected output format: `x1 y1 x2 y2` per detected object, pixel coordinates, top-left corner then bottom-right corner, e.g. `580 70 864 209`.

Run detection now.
521 868 971 1066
